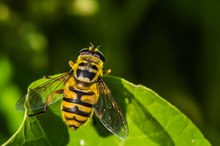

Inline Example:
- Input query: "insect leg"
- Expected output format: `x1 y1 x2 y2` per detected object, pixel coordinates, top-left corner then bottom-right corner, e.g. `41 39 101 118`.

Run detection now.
104 69 111 75
28 110 46 117
45 89 64 109
69 60 74 68
28 89 64 117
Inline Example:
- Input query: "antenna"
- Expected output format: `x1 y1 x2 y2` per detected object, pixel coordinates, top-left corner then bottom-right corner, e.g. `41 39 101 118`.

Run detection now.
89 42 94 48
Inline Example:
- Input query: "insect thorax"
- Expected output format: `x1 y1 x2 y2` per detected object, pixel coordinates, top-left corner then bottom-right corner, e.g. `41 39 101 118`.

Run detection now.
73 55 103 84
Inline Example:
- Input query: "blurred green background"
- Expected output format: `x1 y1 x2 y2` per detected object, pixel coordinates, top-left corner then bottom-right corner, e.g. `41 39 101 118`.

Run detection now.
0 0 219 145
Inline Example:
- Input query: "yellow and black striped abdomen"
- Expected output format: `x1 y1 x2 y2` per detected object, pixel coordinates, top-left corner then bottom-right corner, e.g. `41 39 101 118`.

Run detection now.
62 86 97 130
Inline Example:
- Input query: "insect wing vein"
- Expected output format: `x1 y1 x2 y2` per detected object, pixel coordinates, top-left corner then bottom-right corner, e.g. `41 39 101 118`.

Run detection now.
93 78 128 140
16 71 72 112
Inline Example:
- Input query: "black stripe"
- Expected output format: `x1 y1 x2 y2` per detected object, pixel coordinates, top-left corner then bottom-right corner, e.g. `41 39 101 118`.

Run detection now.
65 87 94 107
69 124 79 129
63 97 93 108
91 65 98 71
69 87 94 95
78 62 87 67
63 106 90 117
64 116 87 124
76 69 96 81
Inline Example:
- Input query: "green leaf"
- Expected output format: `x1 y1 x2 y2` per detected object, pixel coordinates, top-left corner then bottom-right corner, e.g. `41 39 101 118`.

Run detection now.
3 76 211 146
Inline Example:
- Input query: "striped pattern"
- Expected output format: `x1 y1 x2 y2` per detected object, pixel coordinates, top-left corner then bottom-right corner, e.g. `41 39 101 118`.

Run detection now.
62 46 104 130
62 86 95 130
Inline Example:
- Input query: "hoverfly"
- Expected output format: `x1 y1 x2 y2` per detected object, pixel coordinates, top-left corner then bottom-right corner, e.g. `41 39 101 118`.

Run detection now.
16 45 128 140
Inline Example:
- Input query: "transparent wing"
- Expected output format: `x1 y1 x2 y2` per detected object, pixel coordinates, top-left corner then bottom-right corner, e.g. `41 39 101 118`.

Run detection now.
16 71 72 112
93 78 128 140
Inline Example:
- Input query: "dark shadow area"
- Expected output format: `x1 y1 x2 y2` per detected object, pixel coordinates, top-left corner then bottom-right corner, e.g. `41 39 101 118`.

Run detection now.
129 98 174 146
31 105 69 146
94 76 174 145
38 107 69 145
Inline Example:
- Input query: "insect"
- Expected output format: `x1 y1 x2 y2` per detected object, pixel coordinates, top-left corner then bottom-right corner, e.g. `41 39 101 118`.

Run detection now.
16 45 128 140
